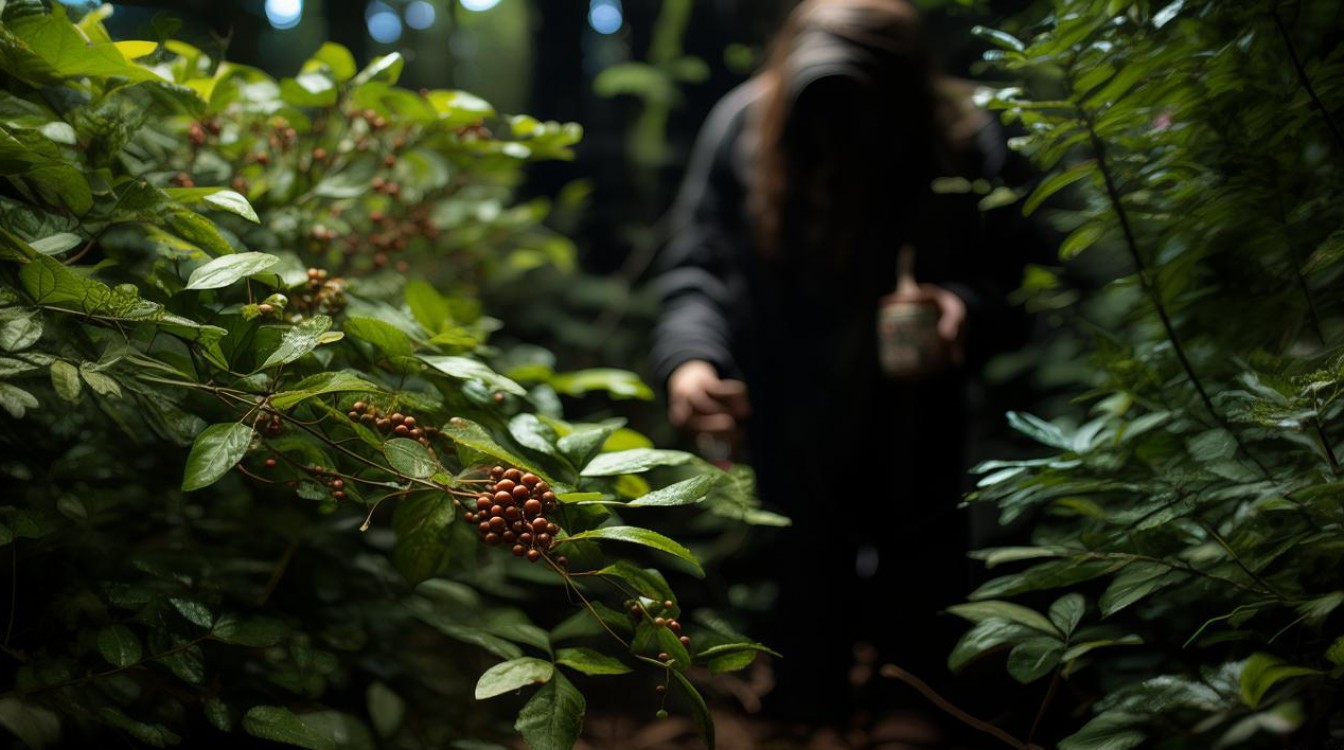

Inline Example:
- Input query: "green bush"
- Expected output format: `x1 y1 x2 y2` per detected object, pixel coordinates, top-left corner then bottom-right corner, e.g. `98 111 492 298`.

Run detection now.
948 0 1344 747
0 4 775 748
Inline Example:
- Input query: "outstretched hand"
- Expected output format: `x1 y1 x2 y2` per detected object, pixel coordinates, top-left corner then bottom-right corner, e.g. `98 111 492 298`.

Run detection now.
666 360 751 443
919 283 967 366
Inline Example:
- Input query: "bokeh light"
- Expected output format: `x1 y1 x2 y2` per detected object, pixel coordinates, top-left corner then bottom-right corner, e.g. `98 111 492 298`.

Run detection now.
265 0 303 30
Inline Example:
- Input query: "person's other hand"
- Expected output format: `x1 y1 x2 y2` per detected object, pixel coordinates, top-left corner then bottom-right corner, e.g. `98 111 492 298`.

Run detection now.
666 360 751 441
919 283 967 366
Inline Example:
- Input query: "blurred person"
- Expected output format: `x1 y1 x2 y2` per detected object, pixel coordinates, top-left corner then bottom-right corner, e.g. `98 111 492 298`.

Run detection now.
648 0 1046 736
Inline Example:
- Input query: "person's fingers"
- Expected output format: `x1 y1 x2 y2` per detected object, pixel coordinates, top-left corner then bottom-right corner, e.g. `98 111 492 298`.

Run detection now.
668 395 692 428
934 291 967 343
686 412 738 433
706 379 752 417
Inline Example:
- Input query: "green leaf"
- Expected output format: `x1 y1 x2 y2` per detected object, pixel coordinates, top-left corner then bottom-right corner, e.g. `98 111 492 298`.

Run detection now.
182 422 252 491
385 438 439 479
271 371 381 409
97 624 142 667
352 53 404 86
306 42 357 82
95 708 181 748
628 475 715 507
1100 562 1176 616
49 359 79 402
697 642 780 674
186 252 279 290
203 698 233 732
421 355 526 396
948 618 1041 672
391 493 456 585
0 698 61 750
1058 712 1145 750
171 598 214 629
366 682 404 738
0 308 42 351
555 647 631 675
242 706 336 750
1049 593 1086 637
281 72 337 107
670 670 715 749
595 561 675 603
1059 223 1105 260
260 315 337 370
1024 160 1095 215
343 317 414 357
165 187 260 223
1240 653 1320 709
548 368 653 400
213 615 289 647
441 418 548 479
0 382 39 418
971 25 1024 51
580 448 697 477
475 657 554 699
946 601 1060 636
29 232 80 255
79 362 121 397
562 526 703 577
513 671 584 750
1187 428 1236 462
404 278 452 332
1007 637 1064 683
1005 411 1072 450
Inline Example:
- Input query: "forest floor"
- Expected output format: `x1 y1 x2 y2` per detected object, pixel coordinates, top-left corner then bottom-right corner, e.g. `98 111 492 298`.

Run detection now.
568 655 1006 750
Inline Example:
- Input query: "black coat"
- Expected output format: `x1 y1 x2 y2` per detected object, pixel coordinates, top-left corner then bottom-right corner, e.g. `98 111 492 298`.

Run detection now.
647 74 1047 720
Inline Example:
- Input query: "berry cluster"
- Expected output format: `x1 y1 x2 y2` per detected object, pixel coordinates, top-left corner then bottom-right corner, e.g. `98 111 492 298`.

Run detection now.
629 599 692 650
347 402 440 450
310 465 348 500
289 267 347 317
465 466 567 565
343 207 438 272
253 411 283 437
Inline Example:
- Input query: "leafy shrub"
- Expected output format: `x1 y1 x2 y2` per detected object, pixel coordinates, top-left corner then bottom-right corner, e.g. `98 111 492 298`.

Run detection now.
947 1 1344 747
0 4 774 748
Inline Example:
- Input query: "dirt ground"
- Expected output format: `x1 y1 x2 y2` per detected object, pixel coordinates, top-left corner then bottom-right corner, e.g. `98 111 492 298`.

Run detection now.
571 656 1001 750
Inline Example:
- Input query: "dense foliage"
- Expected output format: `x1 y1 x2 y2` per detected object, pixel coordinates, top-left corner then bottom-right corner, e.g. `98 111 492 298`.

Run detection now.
0 3 777 748
946 0 1344 747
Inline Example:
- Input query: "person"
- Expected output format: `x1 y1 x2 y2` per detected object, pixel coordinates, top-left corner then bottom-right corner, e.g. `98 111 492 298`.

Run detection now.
648 0 1047 736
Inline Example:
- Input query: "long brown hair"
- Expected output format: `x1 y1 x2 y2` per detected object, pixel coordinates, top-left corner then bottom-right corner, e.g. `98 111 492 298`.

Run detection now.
749 0 956 259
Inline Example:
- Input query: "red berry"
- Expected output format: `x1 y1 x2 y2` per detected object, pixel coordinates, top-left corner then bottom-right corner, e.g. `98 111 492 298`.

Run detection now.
494 479 516 493
526 549 540 562
503 468 523 482
264 458 277 468
532 518 549 534
521 473 540 486
484 532 500 545
523 499 542 515
512 544 525 557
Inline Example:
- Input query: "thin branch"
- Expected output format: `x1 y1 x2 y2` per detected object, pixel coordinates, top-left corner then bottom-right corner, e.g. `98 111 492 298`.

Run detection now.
1028 667 1062 747
1271 1 1344 153
1077 106 1272 479
879 664 1043 750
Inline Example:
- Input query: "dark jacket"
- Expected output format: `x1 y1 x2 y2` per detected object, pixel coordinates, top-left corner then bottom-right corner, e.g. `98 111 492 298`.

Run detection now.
650 78 1040 515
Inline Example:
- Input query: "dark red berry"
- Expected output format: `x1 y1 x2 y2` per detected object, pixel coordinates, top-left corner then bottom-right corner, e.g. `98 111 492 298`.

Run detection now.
523 499 542 515
521 473 540 486
494 479 516 493
526 549 541 562
484 532 500 545
512 544 525 557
